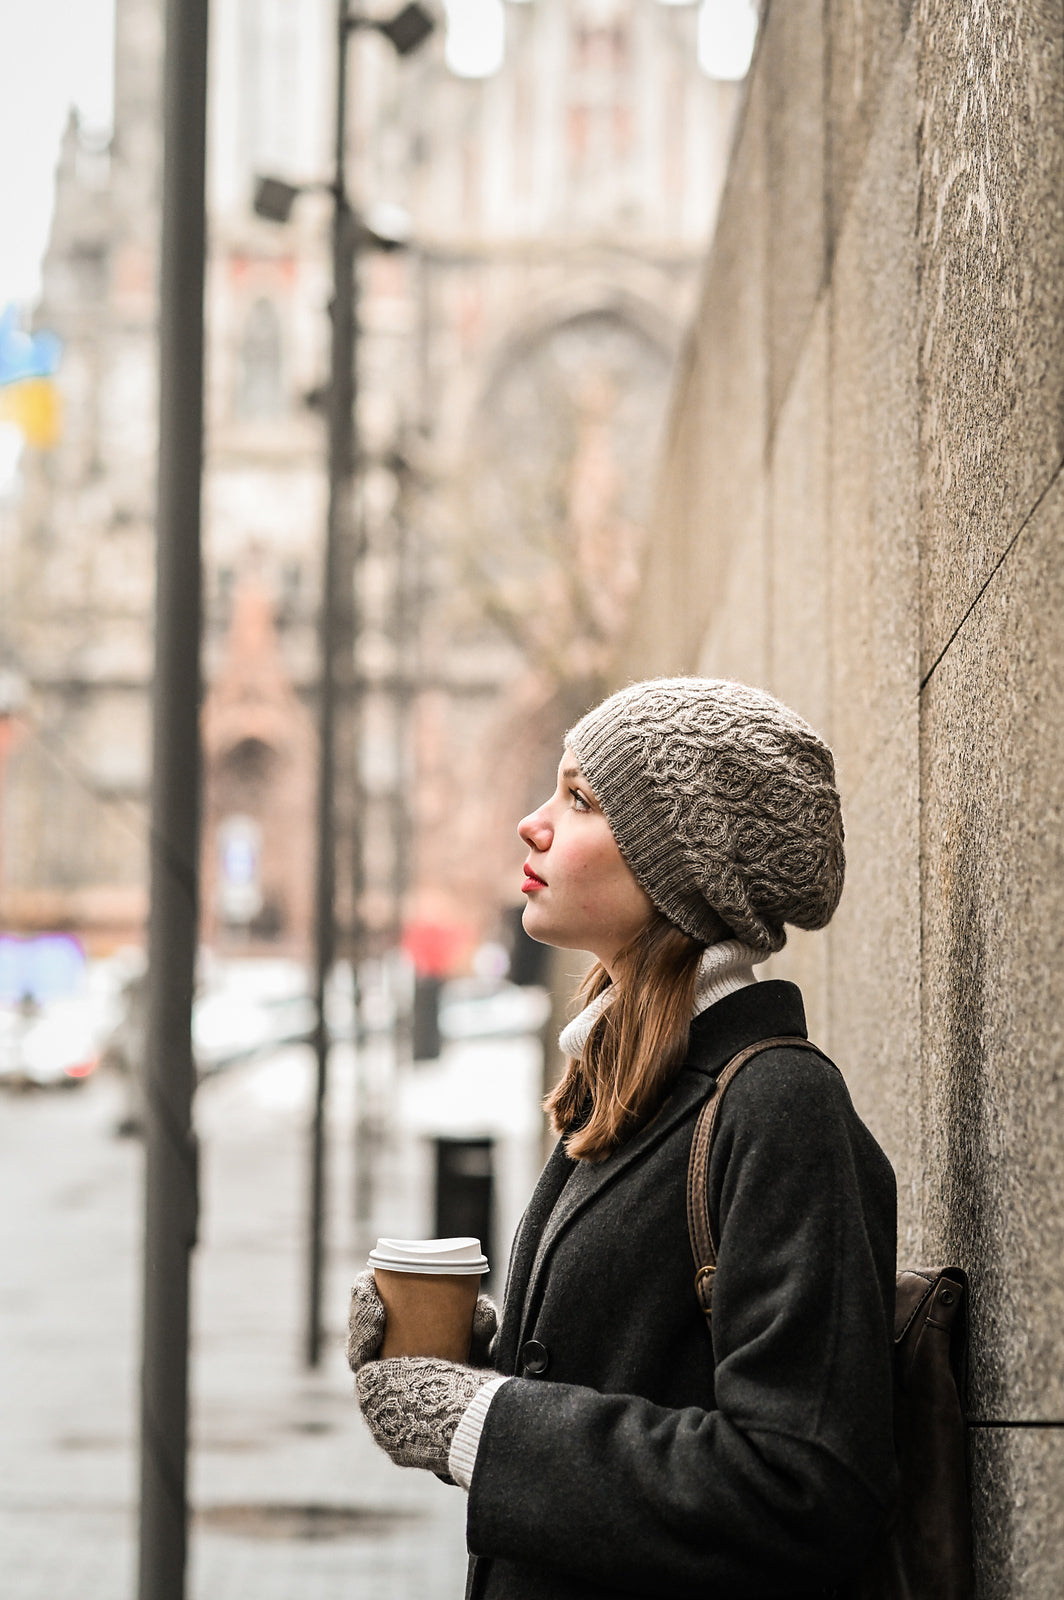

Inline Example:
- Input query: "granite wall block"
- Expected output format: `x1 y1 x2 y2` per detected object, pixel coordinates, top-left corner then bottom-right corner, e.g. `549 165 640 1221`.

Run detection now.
631 352 706 676
698 64 769 571
663 71 770 674
829 28 920 793
766 295 831 739
752 291 831 1023
825 0 914 250
762 0 827 428
826 702 924 1257
694 502 769 689
968 1428 1064 1599
921 475 1064 1422
916 0 1064 672
626 75 769 675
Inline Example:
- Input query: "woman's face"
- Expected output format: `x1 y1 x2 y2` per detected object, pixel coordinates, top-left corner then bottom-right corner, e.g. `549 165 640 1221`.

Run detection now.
517 748 653 975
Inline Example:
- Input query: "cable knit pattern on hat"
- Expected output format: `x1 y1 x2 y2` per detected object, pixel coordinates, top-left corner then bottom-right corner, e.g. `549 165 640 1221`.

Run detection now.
567 677 845 953
558 938 763 1058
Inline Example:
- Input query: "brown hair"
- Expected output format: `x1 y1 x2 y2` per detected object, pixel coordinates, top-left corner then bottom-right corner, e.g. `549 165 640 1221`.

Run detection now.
544 913 705 1162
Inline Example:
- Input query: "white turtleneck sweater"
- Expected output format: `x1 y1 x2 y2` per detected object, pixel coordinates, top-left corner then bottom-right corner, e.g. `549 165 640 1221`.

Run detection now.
557 938 762 1058
447 939 765 1490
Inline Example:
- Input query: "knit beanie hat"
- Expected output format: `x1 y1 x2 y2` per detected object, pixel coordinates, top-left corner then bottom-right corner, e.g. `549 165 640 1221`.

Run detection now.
566 677 845 954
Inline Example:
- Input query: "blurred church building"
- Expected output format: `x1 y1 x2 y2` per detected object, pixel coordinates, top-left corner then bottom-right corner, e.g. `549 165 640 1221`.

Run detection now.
1 0 746 966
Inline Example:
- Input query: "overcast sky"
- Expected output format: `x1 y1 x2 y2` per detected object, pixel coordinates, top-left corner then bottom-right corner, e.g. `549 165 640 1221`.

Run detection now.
0 0 116 310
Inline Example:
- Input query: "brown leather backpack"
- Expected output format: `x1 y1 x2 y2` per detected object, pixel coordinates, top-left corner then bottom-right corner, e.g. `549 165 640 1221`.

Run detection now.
686 1037 974 1600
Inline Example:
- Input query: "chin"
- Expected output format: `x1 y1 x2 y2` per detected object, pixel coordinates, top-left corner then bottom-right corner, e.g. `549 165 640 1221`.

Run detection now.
522 904 569 950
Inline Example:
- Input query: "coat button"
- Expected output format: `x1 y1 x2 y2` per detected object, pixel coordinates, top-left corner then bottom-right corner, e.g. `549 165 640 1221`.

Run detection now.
519 1339 549 1376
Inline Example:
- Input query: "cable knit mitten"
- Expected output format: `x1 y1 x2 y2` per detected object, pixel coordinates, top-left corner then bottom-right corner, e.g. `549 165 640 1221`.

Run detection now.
356 1357 496 1472
346 1270 386 1373
469 1291 499 1367
347 1271 499 1373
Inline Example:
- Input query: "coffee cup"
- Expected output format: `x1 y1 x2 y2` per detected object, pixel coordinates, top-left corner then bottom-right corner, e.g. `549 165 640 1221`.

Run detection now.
369 1237 489 1362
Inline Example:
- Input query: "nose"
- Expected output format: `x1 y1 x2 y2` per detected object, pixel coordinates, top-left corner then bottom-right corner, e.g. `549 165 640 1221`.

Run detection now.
518 803 552 852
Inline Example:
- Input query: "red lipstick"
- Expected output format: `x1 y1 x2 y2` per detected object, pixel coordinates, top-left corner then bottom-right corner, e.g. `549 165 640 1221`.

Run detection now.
521 860 547 894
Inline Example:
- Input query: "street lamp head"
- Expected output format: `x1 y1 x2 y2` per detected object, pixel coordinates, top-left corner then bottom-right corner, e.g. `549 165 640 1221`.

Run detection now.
360 200 414 251
374 2 435 57
253 175 302 224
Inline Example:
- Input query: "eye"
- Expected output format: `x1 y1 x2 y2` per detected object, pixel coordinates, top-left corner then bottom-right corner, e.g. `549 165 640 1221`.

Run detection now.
569 787 591 813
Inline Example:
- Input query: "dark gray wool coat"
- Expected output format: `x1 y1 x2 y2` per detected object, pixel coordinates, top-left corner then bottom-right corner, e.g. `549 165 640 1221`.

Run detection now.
464 980 898 1600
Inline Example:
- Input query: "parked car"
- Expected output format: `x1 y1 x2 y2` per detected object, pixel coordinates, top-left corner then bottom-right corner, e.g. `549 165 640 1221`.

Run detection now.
0 993 101 1089
0 933 116 1090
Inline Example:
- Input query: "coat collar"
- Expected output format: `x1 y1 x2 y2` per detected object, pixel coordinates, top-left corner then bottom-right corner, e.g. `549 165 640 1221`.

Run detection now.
685 978 808 1077
500 980 809 1364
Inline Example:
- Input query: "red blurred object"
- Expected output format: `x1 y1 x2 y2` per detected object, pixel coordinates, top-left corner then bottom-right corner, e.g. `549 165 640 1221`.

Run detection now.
401 920 472 978
64 1057 99 1080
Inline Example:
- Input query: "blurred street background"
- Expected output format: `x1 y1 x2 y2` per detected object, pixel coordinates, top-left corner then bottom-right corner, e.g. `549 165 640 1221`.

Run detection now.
1 1034 473 1599
4 0 1064 1595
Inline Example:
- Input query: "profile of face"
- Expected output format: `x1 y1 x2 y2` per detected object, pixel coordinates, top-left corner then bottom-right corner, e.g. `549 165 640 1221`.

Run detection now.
518 748 654 975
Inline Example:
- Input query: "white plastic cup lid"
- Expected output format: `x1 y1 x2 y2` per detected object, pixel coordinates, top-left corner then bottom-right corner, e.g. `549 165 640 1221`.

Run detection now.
368 1236 488 1275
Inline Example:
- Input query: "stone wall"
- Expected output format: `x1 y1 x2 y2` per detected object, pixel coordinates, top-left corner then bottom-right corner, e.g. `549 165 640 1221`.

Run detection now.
624 2 1064 1591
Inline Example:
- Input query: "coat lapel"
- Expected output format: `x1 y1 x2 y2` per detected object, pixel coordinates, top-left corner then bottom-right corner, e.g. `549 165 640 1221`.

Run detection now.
495 1137 576 1372
516 1068 711 1346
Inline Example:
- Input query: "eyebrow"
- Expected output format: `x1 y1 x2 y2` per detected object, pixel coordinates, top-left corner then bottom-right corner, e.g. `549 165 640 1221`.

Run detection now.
561 764 583 781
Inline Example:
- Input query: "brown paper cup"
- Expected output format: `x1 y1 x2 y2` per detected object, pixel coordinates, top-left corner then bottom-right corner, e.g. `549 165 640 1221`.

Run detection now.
374 1268 481 1362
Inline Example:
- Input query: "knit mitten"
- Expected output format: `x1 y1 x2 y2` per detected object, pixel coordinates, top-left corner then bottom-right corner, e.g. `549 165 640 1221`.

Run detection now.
469 1290 499 1366
347 1271 386 1372
347 1270 499 1372
356 1357 496 1472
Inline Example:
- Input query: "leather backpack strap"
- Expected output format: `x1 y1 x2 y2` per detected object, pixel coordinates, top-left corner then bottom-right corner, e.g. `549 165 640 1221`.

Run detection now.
686 1035 822 1321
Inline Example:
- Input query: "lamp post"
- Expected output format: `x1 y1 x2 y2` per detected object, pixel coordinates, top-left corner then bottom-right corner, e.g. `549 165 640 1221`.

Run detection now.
255 0 433 1368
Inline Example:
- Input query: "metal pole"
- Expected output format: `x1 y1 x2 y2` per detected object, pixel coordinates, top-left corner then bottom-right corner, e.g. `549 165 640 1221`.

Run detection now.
307 0 357 1367
391 456 414 1064
350 513 371 1231
137 0 209 1595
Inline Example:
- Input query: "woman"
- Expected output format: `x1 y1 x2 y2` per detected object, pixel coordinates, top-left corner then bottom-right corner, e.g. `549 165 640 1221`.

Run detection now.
348 677 897 1598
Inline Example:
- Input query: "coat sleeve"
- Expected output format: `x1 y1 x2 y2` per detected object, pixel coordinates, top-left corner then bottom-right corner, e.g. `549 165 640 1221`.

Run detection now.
465 1050 898 1597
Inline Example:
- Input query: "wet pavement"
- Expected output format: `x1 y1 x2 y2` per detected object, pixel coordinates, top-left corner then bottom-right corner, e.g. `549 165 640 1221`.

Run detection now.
0 1044 472 1600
